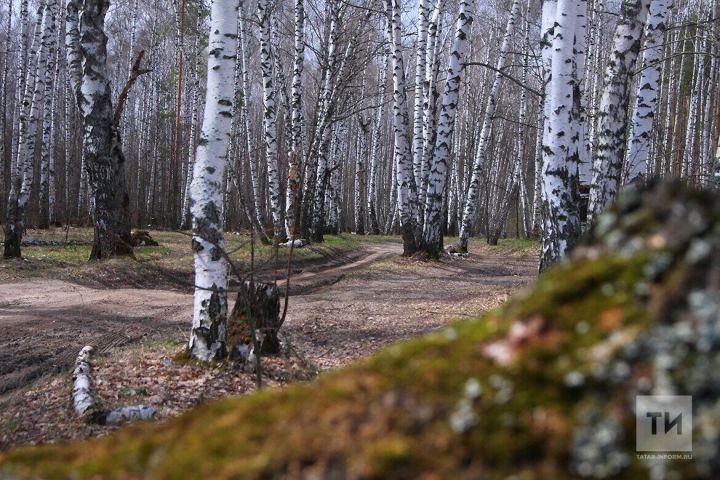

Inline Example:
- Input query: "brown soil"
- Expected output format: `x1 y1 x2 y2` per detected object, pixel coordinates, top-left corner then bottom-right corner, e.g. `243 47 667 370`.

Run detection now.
0 239 537 449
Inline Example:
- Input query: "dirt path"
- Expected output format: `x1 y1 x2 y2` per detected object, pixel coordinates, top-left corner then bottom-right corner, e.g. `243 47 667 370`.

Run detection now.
0 282 191 394
283 245 537 370
0 241 537 394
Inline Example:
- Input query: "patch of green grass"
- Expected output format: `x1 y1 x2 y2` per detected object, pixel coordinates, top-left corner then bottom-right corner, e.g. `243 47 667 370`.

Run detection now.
22 245 92 264
0 229 379 285
320 234 362 250
480 237 540 256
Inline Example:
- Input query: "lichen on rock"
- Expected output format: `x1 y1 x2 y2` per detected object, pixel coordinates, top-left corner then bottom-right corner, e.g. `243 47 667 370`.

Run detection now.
2 182 720 479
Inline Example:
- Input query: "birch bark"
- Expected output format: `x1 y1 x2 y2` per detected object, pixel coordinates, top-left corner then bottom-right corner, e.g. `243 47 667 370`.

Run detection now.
421 0 474 256
457 0 521 252
588 0 651 218
624 0 672 184
188 0 237 361
539 0 582 271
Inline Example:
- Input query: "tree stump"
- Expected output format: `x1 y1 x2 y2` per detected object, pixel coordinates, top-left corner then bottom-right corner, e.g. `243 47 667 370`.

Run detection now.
130 230 159 247
228 281 281 356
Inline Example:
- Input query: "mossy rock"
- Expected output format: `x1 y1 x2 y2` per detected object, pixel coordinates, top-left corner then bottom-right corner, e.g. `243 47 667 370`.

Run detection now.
2 182 720 479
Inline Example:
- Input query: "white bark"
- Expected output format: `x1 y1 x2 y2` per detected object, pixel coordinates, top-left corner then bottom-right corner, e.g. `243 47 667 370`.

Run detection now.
411 0 429 194
72 346 101 419
421 0 474 255
367 51 388 235
40 0 58 229
258 0 283 243
188 0 237 361
588 0 651 218
539 0 582 271
457 0 521 252
681 27 704 181
285 0 305 238
238 5 265 230
386 0 417 254
4 0 50 257
624 0 672 184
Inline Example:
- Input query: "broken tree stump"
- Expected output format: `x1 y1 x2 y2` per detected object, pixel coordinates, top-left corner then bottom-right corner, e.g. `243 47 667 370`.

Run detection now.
130 230 159 247
228 281 282 356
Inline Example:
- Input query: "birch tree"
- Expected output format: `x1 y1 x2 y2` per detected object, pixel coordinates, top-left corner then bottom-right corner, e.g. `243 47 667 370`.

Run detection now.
39 0 59 229
539 0 582 271
284 0 305 239
421 0 474 256
188 0 237 361
386 0 417 255
457 0 521 253
65 0 133 259
588 0 651 218
367 51 388 235
258 0 284 243
624 0 672 185
4 0 51 258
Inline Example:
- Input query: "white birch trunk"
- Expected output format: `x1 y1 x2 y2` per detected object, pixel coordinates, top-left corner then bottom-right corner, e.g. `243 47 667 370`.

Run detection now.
588 0 650 218
4 0 50 258
284 0 305 239
539 0 582 271
258 0 284 243
386 0 417 254
411 0 429 195
188 0 237 361
624 0 672 184
238 4 265 230
421 0 474 256
457 0 521 252
367 51 388 235
39 0 58 229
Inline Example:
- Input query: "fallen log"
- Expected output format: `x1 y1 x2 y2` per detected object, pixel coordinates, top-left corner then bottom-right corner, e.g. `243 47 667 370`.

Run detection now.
71 346 156 425
71 346 102 422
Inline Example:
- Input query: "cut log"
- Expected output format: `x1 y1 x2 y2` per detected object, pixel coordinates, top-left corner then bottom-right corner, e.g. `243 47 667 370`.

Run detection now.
71 346 103 421
71 345 156 425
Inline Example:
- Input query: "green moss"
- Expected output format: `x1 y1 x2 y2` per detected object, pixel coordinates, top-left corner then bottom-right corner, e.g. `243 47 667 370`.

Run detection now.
0 253 657 479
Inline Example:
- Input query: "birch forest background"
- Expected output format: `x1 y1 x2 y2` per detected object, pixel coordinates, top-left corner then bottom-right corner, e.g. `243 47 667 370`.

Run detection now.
2 0 716 262
3 0 720 476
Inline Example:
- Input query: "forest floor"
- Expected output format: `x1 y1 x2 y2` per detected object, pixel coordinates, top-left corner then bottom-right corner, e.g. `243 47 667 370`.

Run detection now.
0 228 538 449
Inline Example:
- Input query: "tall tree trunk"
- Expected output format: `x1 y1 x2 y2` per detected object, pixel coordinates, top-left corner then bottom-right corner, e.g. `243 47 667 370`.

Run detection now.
238 4 266 235
386 0 417 255
66 0 133 259
411 0 429 201
421 0 474 256
4 0 50 258
624 0 671 184
284 0 305 239
188 0 237 361
539 0 583 272
171 0 185 227
457 0 521 252
367 50 388 235
588 0 650 218
258 0 284 244
39 0 59 229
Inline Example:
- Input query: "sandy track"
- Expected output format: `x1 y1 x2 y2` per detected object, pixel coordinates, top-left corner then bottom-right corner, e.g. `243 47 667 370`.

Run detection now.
0 281 191 393
283 248 538 370
0 242 537 394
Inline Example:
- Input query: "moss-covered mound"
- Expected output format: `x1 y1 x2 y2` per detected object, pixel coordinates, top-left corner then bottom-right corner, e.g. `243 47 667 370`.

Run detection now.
3 182 720 479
